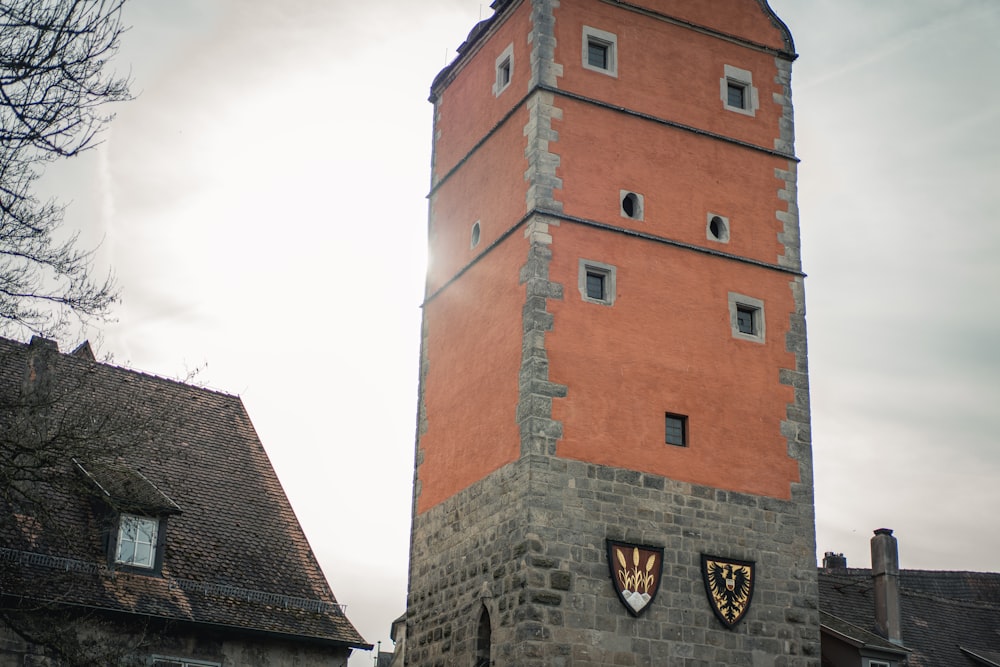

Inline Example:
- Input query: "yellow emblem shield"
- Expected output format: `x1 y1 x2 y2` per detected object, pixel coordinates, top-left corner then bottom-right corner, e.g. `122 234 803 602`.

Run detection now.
607 540 663 617
701 554 755 629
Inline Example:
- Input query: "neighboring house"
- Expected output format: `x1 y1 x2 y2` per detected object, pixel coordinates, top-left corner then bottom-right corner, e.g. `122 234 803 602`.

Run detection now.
386 613 405 667
0 335 369 666
819 529 1000 667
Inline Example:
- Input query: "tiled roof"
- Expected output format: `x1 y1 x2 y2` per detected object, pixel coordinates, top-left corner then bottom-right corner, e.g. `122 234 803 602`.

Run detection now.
0 336 368 649
819 611 908 655
819 567 1000 666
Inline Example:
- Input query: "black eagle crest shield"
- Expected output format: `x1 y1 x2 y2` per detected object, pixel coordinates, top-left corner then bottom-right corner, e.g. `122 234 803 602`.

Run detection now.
701 554 755 629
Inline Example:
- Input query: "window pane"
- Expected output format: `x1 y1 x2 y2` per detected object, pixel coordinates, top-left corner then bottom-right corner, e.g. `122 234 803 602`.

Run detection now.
727 82 745 109
587 41 608 69
586 272 605 300
134 541 153 567
137 519 157 544
665 415 686 446
737 307 755 334
118 540 135 563
117 514 158 568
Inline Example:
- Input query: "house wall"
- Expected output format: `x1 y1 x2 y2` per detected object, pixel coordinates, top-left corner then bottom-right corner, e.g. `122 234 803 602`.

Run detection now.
0 618 351 667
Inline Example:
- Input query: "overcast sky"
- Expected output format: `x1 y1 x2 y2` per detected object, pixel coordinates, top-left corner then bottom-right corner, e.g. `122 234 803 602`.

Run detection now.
31 0 1000 662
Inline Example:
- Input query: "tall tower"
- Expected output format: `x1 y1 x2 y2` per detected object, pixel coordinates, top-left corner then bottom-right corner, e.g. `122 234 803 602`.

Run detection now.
407 1 817 665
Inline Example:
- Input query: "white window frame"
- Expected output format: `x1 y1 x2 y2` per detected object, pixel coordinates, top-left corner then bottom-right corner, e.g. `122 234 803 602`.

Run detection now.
582 26 618 78
493 43 514 96
728 292 765 343
720 64 759 117
579 259 617 306
116 513 159 569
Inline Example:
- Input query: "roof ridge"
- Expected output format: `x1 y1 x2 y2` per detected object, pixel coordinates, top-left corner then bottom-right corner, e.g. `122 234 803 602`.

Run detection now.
896 585 1000 611
1 335 240 399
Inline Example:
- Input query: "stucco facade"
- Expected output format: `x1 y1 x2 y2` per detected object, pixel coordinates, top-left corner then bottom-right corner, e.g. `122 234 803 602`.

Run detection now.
408 1 817 664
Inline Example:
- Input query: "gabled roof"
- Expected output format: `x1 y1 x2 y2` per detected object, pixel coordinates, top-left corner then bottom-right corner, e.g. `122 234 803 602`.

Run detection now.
819 567 1000 667
819 610 909 656
0 335 368 649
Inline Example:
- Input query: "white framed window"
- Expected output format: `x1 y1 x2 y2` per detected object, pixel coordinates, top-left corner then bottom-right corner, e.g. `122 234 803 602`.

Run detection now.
728 293 765 343
493 43 514 96
579 259 617 305
582 26 618 77
707 213 730 243
720 64 759 117
620 190 644 221
865 661 892 667
116 513 159 569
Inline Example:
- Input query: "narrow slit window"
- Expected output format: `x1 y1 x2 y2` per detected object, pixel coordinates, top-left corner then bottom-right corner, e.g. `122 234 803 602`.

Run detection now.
475 606 492 667
470 221 481 248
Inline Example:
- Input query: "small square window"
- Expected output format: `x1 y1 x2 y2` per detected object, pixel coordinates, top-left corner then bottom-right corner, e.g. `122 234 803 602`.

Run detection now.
578 259 616 305
588 41 608 69
736 305 756 335
582 26 618 77
586 271 605 300
727 82 746 109
720 65 758 117
116 513 158 569
493 43 514 96
665 413 687 447
728 293 765 343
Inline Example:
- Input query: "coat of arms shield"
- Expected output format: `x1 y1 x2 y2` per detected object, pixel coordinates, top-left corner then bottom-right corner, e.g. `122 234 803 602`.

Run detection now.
701 554 755 629
606 540 664 617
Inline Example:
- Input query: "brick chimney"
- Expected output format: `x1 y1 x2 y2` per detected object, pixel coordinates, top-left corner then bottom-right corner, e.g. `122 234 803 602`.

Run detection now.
22 335 58 397
823 552 847 569
871 528 902 645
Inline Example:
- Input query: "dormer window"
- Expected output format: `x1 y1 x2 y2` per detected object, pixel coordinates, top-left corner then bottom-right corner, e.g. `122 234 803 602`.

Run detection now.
116 513 159 569
74 458 180 574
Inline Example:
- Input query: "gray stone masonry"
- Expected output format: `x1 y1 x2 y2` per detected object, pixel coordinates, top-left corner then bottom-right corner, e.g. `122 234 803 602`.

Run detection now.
407 454 820 666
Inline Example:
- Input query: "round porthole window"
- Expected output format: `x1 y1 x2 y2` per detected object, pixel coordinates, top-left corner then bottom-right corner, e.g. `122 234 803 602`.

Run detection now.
707 214 730 243
620 191 643 220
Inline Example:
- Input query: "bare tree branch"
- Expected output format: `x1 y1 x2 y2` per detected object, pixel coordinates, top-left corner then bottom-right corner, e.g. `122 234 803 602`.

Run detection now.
0 0 130 339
